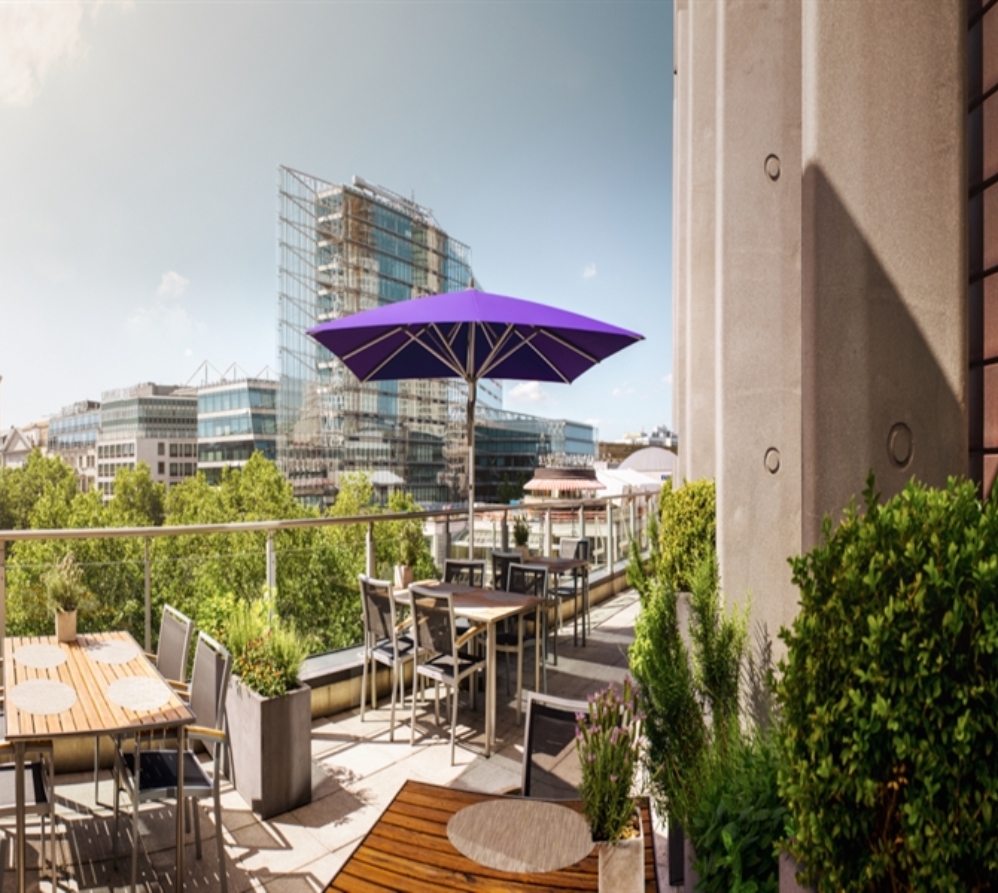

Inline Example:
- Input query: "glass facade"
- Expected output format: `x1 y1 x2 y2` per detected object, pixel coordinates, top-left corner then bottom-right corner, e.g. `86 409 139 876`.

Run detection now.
197 380 279 484
277 168 592 507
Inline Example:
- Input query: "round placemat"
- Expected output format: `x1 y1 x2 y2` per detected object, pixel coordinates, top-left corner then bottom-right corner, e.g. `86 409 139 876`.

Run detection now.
447 799 593 874
13 644 67 669
106 677 173 712
82 638 139 665
9 679 77 715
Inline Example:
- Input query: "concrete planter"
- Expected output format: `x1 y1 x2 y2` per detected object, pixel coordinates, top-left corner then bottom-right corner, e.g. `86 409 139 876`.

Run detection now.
596 809 644 893
225 677 312 819
683 833 700 893
668 819 685 886
779 851 816 893
393 565 413 589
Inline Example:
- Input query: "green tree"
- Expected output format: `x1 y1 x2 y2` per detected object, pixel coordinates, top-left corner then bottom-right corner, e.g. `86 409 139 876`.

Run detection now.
106 462 165 526
0 449 78 530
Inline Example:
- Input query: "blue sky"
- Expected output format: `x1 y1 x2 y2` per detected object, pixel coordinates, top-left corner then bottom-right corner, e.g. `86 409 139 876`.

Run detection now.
0 0 672 442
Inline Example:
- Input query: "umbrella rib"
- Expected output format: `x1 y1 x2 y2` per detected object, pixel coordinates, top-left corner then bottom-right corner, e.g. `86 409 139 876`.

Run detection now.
535 328 602 365
480 329 573 384
356 326 465 381
428 323 470 377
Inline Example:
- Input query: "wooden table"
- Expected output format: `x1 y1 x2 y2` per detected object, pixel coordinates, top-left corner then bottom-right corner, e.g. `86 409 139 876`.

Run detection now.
3 631 195 893
523 555 591 647
401 581 543 756
325 779 659 892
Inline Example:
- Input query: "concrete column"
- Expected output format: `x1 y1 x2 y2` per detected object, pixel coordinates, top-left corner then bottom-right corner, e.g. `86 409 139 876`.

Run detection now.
714 0 802 637
801 0 967 547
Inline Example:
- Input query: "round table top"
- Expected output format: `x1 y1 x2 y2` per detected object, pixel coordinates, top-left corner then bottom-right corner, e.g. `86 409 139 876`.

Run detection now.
106 676 174 712
9 679 77 715
12 644 67 669
446 798 593 874
82 638 140 665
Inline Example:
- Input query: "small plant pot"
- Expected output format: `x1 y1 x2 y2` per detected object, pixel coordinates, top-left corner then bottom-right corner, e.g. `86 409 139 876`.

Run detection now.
513 545 531 562
394 565 413 589
596 809 644 893
55 609 78 643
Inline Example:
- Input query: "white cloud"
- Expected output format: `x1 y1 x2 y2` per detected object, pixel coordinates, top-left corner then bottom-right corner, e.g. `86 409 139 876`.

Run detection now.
612 382 635 397
507 381 549 404
0 2 86 106
584 418 601 428
662 373 673 385
582 263 597 280
157 271 190 297
185 348 193 357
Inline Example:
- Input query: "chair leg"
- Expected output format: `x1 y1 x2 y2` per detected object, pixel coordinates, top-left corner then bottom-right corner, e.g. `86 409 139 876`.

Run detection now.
94 736 101 803
388 662 397 742
215 780 228 893
450 681 459 766
360 647 368 720
194 796 203 859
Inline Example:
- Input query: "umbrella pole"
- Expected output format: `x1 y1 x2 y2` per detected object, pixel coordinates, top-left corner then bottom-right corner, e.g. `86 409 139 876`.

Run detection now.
467 382 477 560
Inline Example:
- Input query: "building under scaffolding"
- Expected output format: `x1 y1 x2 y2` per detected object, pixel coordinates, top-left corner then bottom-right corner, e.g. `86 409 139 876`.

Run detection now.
277 168 595 506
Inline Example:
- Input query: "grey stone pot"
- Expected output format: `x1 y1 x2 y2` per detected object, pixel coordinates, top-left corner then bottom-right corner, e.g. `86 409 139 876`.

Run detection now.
779 851 816 893
225 677 312 819
683 834 700 893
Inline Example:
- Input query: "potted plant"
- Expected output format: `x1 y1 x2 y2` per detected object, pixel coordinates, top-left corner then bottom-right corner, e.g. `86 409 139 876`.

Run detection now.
512 515 531 560
223 589 312 819
577 676 644 893
43 550 95 642
394 519 423 589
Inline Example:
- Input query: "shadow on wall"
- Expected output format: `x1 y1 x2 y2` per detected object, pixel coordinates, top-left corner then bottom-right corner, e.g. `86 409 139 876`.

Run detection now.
801 164 965 549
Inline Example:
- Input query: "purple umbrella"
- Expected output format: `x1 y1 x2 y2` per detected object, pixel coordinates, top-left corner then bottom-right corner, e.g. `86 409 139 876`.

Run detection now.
307 288 643 542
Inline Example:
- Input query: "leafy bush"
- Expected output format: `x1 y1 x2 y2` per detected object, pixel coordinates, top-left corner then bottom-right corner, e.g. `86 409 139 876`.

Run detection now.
658 479 716 592
689 726 788 893
779 475 998 891
225 593 310 699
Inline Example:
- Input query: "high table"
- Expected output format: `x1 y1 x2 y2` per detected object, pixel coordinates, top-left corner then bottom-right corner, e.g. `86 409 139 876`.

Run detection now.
3 631 195 893
399 581 542 756
325 779 659 892
524 555 591 648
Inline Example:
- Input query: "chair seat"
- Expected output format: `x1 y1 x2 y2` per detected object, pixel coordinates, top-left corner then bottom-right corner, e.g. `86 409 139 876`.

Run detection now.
0 761 50 810
371 634 415 665
418 651 485 685
122 749 214 798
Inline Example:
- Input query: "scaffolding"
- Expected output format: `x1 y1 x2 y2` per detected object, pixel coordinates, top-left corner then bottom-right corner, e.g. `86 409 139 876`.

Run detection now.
277 168 483 505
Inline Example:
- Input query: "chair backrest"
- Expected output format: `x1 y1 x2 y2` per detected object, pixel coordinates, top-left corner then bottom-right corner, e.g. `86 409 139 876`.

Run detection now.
521 692 588 799
156 604 194 684
490 550 522 591
575 538 592 560
359 574 397 643
507 563 549 598
189 632 232 733
409 585 457 659
443 559 486 588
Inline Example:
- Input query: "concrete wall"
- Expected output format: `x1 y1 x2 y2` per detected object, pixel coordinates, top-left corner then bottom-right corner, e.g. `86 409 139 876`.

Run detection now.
674 0 967 644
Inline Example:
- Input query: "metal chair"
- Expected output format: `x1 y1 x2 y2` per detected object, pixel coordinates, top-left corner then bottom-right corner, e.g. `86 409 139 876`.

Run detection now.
359 574 416 741
490 550 522 591
495 563 550 721
442 559 486 588
113 632 231 893
408 585 486 765
520 692 587 799
97 604 193 800
552 537 592 651
0 740 58 888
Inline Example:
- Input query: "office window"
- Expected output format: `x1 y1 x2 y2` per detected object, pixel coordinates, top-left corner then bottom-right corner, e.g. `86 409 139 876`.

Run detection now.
169 463 178 477
158 462 164 475
184 443 193 457
158 442 165 456
170 443 178 457
184 462 192 476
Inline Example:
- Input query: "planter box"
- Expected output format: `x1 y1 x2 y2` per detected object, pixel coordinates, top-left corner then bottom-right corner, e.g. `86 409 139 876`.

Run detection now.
779 851 816 893
596 809 644 893
668 820 684 887
684 834 700 893
225 677 312 819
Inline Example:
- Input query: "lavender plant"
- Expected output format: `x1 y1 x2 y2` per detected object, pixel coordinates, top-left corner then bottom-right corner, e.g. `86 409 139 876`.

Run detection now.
577 676 643 842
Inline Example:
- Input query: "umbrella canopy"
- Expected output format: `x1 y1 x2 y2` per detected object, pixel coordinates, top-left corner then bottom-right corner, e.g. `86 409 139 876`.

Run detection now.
307 288 643 545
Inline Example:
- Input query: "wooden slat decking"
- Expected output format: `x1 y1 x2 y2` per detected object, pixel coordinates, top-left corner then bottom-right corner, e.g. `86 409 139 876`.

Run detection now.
325 779 658 892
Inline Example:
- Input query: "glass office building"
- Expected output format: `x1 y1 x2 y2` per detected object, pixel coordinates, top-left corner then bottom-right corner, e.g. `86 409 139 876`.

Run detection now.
47 400 101 492
277 168 595 506
197 378 278 484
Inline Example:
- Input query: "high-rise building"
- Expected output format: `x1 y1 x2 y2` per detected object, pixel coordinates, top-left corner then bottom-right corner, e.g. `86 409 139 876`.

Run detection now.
277 169 595 506
97 383 197 495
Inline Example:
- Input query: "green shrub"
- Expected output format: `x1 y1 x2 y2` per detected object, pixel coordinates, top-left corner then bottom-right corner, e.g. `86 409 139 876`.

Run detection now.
658 479 716 592
689 726 788 893
225 592 310 699
779 475 998 891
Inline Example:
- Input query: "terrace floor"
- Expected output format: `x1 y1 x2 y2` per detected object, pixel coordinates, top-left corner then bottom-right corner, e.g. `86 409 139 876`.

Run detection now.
4 588 666 892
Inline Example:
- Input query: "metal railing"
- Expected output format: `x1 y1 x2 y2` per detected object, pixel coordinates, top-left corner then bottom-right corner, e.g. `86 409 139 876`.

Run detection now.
0 492 658 656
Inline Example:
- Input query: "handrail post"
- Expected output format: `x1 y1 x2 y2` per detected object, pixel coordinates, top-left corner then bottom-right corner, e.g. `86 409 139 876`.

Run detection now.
607 502 614 574
579 504 586 539
366 521 375 577
0 539 6 640
144 537 152 652
629 496 637 553
266 530 277 622
544 508 552 556
445 513 452 564
501 509 509 551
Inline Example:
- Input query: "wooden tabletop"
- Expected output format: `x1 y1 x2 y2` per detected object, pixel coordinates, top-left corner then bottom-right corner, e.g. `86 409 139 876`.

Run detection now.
3 631 194 740
522 556 590 574
325 779 659 892
405 580 543 625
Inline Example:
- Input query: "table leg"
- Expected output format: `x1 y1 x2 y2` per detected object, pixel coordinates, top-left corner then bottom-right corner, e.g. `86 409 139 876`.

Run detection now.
535 604 542 694
486 622 495 757
176 726 185 892
15 740 25 893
